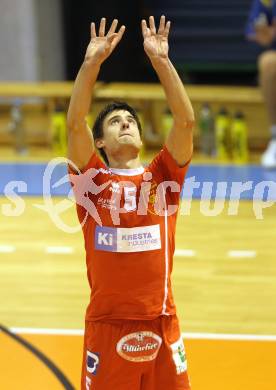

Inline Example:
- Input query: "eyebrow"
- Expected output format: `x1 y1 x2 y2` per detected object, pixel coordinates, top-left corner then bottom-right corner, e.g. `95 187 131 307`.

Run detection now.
108 114 135 124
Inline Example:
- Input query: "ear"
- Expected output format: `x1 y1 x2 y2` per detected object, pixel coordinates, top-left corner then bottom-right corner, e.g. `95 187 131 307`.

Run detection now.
95 138 105 149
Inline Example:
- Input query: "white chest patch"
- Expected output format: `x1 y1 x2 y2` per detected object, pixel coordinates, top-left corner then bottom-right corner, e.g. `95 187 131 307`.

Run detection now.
95 224 161 252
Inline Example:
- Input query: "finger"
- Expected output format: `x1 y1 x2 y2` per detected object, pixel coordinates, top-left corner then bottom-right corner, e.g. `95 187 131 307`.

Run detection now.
164 20 171 38
118 25 126 39
107 19 118 36
107 33 118 44
91 22 96 38
99 17 106 37
141 19 150 38
158 15 166 34
149 15 156 34
109 26 125 47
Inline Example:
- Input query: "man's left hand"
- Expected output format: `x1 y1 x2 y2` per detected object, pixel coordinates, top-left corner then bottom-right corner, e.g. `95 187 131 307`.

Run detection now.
141 15 170 61
254 24 276 46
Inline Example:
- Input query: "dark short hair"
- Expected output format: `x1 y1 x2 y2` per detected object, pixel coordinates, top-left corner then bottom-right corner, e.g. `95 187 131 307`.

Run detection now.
92 101 142 165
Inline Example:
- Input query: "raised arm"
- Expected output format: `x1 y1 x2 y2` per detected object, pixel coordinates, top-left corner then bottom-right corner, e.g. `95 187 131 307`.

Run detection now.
67 18 125 170
141 16 194 166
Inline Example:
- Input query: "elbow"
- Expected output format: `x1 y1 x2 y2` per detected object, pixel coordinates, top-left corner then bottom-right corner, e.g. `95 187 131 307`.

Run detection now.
174 113 195 130
185 119 195 130
187 111 196 129
67 116 86 133
175 117 195 130
66 113 75 131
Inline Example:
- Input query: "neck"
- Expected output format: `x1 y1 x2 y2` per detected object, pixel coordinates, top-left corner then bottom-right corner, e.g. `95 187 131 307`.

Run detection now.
107 151 142 169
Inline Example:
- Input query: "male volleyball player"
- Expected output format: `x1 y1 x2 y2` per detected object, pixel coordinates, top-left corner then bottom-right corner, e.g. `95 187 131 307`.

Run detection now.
67 15 194 390
246 0 276 167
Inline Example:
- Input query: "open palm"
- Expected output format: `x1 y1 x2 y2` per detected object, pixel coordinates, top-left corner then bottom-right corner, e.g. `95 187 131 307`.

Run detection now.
142 16 170 59
85 18 125 64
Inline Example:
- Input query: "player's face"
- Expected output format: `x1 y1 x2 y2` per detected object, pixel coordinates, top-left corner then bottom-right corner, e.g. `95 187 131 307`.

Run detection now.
98 109 142 154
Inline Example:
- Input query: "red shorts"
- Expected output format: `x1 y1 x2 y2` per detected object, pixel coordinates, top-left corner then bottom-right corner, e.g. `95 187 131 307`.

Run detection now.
81 314 191 390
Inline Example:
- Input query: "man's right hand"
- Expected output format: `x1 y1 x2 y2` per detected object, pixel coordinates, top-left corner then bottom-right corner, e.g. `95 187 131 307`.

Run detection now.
254 24 276 46
85 18 125 65
67 18 125 171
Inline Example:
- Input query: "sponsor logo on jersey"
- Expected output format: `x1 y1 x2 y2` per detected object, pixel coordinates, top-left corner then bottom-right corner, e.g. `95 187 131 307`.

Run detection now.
109 182 121 193
116 331 162 362
97 197 118 211
170 337 187 375
98 167 111 175
86 350 100 375
95 225 161 252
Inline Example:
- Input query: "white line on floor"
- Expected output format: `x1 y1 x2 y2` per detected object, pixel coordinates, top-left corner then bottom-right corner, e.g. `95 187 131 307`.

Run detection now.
45 246 74 254
175 249 196 257
9 327 83 335
182 332 276 342
7 328 276 341
228 250 257 259
0 245 257 260
0 245 16 253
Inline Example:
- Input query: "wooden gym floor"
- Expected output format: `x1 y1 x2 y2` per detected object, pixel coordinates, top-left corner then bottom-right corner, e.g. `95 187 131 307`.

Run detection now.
0 194 276 389
0 144 276 389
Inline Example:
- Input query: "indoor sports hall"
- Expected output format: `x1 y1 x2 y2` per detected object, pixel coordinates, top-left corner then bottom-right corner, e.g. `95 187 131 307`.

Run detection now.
0 1 276 390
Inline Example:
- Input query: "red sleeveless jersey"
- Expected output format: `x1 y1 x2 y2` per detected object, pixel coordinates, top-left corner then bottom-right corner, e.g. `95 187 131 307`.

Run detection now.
70 147 190 321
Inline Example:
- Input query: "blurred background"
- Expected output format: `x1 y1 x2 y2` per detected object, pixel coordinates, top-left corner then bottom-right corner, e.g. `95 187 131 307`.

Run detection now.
0 1 276 390
0 0 261 82
0 0 272 157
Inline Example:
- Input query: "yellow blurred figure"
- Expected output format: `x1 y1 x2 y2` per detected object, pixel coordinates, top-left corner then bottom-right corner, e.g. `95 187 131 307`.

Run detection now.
231 112 248 163
51 109 67 157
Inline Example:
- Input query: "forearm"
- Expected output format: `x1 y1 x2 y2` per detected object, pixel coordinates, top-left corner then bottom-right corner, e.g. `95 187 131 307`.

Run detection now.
67 59 101 131
151 57 194 127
